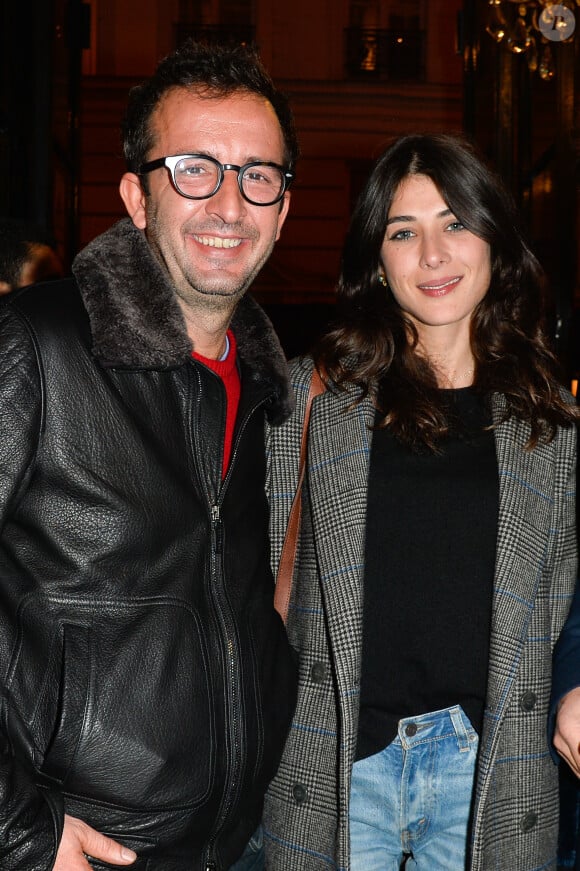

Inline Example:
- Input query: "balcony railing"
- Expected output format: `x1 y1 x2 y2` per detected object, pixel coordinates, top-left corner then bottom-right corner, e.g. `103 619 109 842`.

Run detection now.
173 24 256 50
345 27 426 81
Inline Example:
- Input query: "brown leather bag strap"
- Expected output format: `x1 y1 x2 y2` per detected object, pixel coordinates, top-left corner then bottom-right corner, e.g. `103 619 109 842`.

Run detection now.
274 367 326 623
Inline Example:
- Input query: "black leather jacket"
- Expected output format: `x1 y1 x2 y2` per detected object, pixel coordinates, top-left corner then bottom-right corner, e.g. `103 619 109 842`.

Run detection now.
0 219 297 871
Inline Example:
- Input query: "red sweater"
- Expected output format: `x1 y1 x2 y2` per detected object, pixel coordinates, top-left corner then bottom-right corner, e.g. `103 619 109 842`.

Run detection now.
192 330 240 478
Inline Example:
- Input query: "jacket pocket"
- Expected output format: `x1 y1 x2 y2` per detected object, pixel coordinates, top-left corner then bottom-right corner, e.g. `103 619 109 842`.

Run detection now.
6 617 90 783
6 595 216 811
39 621 90 781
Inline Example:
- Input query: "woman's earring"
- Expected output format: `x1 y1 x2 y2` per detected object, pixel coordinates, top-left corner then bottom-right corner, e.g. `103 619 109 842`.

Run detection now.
378 274 388 287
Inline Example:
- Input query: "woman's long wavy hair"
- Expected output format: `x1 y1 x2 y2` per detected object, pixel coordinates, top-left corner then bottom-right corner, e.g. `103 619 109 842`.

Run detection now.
315 133 578 451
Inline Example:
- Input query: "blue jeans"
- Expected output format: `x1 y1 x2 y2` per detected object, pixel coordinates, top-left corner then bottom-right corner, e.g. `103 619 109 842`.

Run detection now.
349 705 478 871
228 825 264 871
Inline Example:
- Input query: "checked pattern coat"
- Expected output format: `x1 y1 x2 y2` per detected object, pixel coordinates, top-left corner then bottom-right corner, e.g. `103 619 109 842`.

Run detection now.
263 356 577 871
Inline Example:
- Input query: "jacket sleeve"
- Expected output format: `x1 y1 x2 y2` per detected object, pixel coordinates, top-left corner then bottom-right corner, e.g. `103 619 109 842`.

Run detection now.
548 425 580 759
265 357 311 578
0 303 64 869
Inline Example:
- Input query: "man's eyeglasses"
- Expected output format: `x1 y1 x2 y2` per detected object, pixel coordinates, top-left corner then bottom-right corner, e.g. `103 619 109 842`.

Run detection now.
139 154 295 206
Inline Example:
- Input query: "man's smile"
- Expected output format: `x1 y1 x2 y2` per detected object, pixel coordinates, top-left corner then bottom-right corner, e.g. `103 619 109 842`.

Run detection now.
192 234 243 249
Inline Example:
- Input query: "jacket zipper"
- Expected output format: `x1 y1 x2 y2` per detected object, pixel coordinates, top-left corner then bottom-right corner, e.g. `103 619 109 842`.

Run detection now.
204 499 238 871
200 377 271 870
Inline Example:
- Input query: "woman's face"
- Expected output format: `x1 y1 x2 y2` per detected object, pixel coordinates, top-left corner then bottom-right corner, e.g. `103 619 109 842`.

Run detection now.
379 173 491 347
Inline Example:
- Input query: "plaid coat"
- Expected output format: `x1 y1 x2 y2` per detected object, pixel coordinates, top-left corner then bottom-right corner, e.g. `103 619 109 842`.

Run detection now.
263 356 577 871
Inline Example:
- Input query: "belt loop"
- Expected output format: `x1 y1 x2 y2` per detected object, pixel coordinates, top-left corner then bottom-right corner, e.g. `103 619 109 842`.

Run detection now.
449 705 470 752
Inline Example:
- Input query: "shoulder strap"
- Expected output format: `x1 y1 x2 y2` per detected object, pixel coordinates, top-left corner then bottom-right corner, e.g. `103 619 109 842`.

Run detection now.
274 367 326 623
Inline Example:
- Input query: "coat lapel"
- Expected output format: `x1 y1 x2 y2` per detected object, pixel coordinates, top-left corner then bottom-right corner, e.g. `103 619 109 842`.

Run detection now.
307 388 374 693
484 395 556 727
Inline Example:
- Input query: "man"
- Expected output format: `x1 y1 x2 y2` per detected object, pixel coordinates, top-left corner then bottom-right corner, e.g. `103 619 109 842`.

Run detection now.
0 40 298 870
0 217 64 293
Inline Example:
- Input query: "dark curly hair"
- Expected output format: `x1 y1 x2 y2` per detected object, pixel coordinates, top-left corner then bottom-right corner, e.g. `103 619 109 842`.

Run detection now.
316 133 579 451
122 39 299 185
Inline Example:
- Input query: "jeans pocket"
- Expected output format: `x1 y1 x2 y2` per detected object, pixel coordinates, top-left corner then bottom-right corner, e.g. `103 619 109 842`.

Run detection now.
228 826 265 871
247 823 264 852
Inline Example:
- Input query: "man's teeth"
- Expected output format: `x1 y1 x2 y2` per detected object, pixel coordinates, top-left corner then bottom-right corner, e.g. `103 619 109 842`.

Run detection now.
194 235 242 249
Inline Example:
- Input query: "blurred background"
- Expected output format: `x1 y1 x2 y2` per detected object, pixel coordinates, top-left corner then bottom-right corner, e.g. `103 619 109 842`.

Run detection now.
0 0 578 368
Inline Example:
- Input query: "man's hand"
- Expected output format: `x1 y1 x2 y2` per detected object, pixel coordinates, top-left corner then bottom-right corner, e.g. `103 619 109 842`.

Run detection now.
54 815 137 870
554 686 580 777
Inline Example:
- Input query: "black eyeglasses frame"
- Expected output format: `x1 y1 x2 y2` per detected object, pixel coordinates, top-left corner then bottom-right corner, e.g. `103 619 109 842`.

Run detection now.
138 153 295 206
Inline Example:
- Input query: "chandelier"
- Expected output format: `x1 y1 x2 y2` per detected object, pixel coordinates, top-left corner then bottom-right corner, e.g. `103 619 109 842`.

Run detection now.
485 1 577 79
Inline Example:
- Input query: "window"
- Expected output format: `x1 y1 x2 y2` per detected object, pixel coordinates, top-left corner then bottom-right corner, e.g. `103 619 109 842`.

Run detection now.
345 0 425 80
174 0 254 48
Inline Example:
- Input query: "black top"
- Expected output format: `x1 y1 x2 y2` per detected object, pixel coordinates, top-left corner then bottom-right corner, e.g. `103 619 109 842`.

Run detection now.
356 388 499 760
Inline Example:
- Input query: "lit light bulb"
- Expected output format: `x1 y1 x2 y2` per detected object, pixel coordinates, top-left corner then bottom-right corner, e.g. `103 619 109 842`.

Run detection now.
486 0 507 42
527 34 539 69
507 9 533 52
538 42 556 78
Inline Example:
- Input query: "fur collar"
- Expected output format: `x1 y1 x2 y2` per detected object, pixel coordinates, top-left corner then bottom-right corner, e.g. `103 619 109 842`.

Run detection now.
72 218 293 423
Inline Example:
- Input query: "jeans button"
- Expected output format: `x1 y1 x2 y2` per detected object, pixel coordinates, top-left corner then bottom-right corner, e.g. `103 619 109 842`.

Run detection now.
292 783 308 804
405 723 418 737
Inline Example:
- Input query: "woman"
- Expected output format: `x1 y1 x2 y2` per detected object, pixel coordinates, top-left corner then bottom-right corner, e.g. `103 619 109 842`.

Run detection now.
263 134 578 871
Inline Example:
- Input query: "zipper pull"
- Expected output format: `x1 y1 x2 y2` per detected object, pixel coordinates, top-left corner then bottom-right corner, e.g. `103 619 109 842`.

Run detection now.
211 503 223 553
